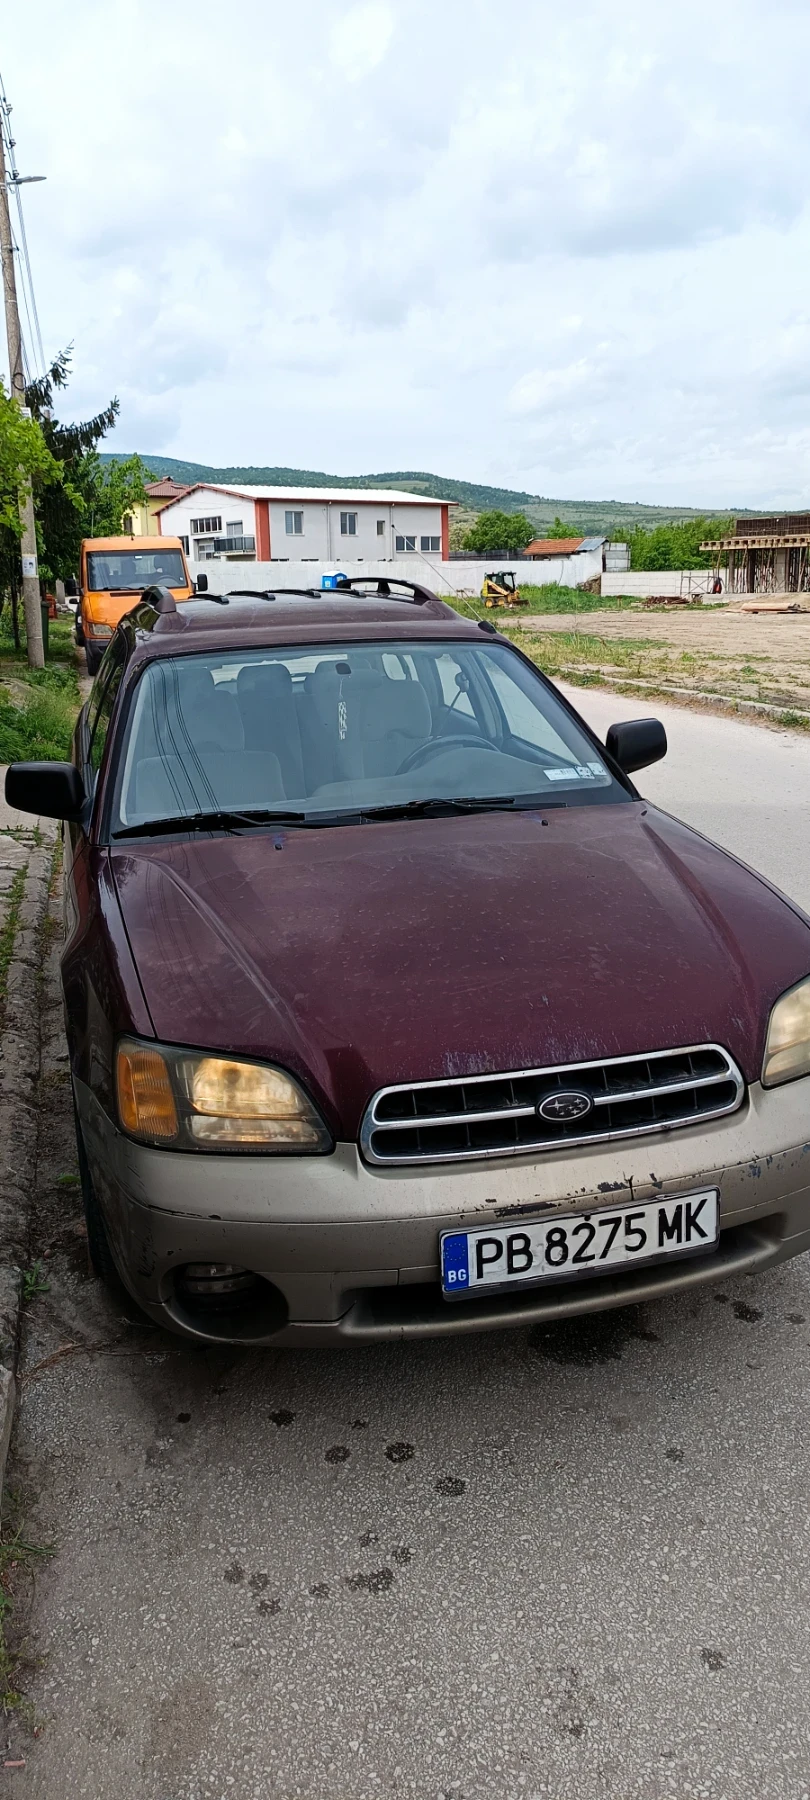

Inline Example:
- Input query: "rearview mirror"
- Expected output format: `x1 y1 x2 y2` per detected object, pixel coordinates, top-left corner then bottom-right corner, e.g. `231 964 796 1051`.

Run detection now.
195 573 209 593
605 718 667 775
5 762 85 821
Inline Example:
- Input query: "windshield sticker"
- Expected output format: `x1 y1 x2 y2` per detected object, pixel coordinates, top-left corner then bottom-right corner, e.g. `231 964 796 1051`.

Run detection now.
543 765 599 782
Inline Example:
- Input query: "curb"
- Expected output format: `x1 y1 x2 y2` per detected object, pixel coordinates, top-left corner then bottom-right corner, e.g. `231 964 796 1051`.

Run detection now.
555 672 810 725
0 826 57 1506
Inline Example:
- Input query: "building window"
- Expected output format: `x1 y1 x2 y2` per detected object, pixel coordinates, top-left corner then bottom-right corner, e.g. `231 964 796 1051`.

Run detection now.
340 511 358 536
190 515 222 534
421 536 441 553
285 510 303 536
396 534 416 553
179 535 189 554
376 519 386 536
226 519 243 537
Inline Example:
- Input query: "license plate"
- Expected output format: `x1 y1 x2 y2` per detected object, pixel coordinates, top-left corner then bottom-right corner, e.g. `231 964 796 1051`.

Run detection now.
440 1188 719 1300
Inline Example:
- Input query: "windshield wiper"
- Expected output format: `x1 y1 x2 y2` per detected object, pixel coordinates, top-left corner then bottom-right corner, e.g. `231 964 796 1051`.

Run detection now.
111 794 568 841
112 807 310 840
356 794 554 821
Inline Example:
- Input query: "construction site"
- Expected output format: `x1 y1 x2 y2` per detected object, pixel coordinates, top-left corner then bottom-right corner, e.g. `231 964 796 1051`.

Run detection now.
702 512 810 595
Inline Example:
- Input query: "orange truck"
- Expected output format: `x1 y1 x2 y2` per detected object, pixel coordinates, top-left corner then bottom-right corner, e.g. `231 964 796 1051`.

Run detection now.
72 535 195 673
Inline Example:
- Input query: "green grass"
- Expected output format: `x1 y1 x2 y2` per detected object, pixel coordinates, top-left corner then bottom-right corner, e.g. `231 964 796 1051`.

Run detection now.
20 1264 49 1303
508 628 669 681
515 583 637 614
0 864 26 1033
451 582 638 618
0 676 79 763
0 614 80 762
0 1499 55 1724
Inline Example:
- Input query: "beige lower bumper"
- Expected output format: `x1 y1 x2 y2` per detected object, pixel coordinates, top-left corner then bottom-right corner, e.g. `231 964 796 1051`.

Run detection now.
75 1073 810 1346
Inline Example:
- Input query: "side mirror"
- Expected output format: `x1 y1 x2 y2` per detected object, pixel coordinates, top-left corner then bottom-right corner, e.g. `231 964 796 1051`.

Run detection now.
195 573 208 593
64 576 79 599
605 718 667 775
5 762 85 822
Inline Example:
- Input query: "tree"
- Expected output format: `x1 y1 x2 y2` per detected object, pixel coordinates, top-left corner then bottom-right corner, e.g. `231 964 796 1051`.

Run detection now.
627 516 733 572
23 347 121 581
0 383 63 644
77 452 153 539
545 516 580 539
0 383 60 535
462 510 535 555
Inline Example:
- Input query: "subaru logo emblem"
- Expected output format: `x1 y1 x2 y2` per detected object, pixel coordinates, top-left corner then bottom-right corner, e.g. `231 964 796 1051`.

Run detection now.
537 1090 593 1123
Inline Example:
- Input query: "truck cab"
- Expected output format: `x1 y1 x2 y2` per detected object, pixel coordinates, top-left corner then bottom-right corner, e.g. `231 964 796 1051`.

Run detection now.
75 535 193 673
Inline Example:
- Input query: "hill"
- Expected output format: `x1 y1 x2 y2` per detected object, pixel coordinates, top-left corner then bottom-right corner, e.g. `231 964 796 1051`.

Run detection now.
98 453 770 534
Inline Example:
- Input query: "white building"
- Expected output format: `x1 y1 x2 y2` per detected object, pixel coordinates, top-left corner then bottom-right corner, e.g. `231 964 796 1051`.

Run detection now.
155 483 454 564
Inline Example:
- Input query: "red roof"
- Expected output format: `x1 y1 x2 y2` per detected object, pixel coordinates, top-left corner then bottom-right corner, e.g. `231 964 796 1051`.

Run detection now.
146 478 192 499
525 537 585 557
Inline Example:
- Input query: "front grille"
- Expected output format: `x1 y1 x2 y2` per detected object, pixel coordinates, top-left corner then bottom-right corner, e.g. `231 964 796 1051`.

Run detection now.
360 1044 745 1166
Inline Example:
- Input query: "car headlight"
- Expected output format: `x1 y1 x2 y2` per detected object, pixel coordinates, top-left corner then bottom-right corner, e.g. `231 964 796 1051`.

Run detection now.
762 976 810 1087
87 622 113 639
116 1039 333 1153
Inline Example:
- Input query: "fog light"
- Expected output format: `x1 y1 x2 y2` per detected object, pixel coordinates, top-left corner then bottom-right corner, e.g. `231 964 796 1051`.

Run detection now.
176 1263 259 1310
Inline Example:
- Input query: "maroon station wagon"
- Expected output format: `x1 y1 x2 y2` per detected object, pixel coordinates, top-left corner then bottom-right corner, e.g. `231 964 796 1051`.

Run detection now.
7 576 810 1347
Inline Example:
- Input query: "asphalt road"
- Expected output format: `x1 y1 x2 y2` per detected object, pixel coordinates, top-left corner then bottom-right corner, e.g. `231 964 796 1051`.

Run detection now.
9 692 810 1800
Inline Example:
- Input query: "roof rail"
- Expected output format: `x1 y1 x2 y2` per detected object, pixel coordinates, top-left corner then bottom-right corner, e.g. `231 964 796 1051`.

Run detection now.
140 584 177 615
334 576 440 606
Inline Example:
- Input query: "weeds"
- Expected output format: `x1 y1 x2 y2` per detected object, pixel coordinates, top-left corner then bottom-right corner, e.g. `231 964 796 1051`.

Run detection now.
20 1265 49 1303
516 583 636 614
0 615 80 763
0 678 78 764
0 864 27 1034
450 583 637 619
0 1495 55 1723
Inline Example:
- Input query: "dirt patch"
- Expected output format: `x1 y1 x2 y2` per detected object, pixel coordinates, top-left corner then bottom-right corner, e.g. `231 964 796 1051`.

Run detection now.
515 608 810 717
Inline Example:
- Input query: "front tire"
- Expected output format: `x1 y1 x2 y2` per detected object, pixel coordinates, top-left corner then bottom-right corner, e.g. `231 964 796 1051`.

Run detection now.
84 642 102 676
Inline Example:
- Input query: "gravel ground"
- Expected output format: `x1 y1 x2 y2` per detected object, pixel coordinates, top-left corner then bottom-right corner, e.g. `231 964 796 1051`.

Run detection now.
6 692 810 1800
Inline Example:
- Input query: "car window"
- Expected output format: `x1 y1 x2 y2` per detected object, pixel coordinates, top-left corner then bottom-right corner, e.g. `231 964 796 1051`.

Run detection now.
110 638 624 833
89 641 127 777
85 549 187 592
434 650 476 720
486 659 578 758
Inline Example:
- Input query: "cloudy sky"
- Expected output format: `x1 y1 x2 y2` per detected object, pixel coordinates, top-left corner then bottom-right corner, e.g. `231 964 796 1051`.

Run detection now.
5 0 810 504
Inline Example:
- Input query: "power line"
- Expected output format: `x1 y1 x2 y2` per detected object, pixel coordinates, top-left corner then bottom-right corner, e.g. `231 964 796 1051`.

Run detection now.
0 69 45 380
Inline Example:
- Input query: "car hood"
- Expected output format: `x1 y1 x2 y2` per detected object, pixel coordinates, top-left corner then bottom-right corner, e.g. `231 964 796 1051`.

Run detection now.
110 804 810 1139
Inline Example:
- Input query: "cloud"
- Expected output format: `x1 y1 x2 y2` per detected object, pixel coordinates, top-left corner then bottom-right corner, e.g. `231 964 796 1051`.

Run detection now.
329 4 395 80
4 0 810 503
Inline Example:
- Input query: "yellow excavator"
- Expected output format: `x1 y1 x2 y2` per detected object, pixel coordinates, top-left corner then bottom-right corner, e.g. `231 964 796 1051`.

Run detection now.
481 570 525 608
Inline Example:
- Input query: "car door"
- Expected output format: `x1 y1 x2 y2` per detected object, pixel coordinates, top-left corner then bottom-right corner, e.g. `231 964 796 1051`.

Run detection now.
62 633 131 1116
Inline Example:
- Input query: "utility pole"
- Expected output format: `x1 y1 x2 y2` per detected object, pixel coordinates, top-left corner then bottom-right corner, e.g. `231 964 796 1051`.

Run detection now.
0 119 43 667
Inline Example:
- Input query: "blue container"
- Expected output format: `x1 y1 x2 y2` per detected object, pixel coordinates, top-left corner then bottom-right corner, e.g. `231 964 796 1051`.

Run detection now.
321 570 348 590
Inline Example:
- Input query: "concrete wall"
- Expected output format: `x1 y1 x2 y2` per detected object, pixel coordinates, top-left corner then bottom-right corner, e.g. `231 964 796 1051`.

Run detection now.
190 557 464 596
601 569 726 599
188 547 604 598
518 548 604 586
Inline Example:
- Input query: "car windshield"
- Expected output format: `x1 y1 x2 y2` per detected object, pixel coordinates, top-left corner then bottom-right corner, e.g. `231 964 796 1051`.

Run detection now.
86 550 187 592
111 638 627 832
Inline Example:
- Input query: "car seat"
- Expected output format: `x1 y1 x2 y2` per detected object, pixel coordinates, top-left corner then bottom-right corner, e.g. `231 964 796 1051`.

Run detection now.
237 664 305 800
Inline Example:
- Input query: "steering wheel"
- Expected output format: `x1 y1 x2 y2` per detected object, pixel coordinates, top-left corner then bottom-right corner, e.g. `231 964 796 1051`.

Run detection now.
396 734 503 775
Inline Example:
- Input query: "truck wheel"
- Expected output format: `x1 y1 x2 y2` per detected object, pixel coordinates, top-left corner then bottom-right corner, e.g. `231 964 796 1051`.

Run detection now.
74 611 84 647
84 643 102 677
73 1095 121 1289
